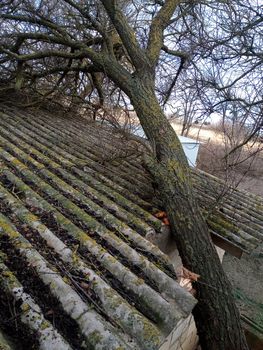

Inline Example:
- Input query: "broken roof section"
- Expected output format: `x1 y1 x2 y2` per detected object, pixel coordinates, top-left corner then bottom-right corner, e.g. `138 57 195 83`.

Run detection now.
0 104 196 349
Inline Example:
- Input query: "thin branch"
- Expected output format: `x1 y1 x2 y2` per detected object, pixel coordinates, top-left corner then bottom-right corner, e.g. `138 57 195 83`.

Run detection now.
162 58 185 106
223 121 263 159
0 13 70 38
0 47 88 61
161 44 189 59
31 65 98 79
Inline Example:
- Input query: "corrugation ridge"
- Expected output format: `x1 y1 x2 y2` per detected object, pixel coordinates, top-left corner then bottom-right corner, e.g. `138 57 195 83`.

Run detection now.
194 184 262 241
29 110 149 183
0 213 132 350
0 122 162 236
0 129 173 273
35 109 148 173
0 166 190 331
0 148 192 313
194 184 263 229
1 110 152 201
193 174 263 238
193 170 263 210
193 173 263 219
6 108 151 193
39 110 150 175
0 257 72 350
0 110 159 222
0 184 163 350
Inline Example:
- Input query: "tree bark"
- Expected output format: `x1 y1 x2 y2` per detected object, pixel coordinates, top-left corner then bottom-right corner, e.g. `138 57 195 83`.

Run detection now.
129 74 248 350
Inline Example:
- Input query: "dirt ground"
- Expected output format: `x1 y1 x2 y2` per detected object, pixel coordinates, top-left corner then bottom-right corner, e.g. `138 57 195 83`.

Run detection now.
223 253 263 306
222 253 263 342
237 174 263 197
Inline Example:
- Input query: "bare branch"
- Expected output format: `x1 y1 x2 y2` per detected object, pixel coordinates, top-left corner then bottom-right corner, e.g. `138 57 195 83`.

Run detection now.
100 0 148 69
147 0 182 66
0 47 88 61
161 44 189 59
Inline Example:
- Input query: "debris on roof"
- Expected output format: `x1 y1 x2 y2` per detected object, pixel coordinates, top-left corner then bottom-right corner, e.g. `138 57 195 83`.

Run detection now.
0 105 196 349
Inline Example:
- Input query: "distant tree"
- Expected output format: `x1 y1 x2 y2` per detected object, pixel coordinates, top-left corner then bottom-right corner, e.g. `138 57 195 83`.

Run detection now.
2 1 262 349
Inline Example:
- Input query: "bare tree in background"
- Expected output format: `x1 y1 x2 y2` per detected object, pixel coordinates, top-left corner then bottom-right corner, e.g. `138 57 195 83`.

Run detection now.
170 87 202 136
1 1 262 349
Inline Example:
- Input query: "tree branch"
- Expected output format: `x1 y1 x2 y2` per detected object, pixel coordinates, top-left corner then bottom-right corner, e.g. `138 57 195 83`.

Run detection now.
161 44 189 59
62 0 115 57
223 121 263 159
0 47 88 61
147 0 182 66
5 31 104 47
0 13 70 38
100 0 148 69
162 57 185 106
31 64 98 79
4 32 78 47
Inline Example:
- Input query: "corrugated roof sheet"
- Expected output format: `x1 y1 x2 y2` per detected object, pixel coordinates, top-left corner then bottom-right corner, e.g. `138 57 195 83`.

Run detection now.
0 102 262 349
192 170 263 256
0 105 196 350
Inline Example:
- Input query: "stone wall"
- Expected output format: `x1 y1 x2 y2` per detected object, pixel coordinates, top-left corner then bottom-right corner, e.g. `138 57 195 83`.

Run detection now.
159 315 198 350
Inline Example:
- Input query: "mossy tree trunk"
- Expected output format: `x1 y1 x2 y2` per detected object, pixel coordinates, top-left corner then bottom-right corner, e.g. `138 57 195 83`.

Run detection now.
99 1 249 347
127 72 248 350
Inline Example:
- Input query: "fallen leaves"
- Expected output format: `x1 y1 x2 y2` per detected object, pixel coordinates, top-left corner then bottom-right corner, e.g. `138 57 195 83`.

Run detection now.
154 211 170 226
177 266 200 296
80 281 90 291
179 267 200 282
155 211 166 219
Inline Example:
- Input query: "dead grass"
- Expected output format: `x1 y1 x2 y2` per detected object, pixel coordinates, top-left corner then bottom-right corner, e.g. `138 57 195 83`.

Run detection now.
171 122 263 197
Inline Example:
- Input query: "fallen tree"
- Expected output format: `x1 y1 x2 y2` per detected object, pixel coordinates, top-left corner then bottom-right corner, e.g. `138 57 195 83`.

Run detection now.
0 1 254 348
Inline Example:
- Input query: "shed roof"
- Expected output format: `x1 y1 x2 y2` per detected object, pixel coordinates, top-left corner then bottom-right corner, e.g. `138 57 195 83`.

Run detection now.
178 135 200 144
192 170 263 257
0 102 262 349
0 104 196 350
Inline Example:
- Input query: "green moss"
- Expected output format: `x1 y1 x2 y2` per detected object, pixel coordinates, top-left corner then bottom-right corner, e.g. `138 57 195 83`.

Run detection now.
21 303 30 312
207 220 230 238
40 320 50 330
88 331 104 346
142 321 161 347
0 216 20 240
62 276 70 284
0 269 18 290
134 277 144 286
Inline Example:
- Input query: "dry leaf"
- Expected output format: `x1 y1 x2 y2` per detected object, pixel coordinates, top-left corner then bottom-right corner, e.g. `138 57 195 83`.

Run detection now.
80 282 90 291
180 267 200 282
162 217 170 226
155 211 166 219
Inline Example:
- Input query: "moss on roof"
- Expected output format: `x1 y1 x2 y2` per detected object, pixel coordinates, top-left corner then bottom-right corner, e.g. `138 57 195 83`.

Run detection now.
0 105 196 349
0 102 262 349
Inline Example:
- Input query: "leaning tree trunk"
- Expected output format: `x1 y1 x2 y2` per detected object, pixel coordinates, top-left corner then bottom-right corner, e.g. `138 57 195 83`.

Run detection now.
129 75 248 350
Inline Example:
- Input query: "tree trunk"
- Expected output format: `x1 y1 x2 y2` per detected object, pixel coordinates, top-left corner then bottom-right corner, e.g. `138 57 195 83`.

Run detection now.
129 75 248 350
